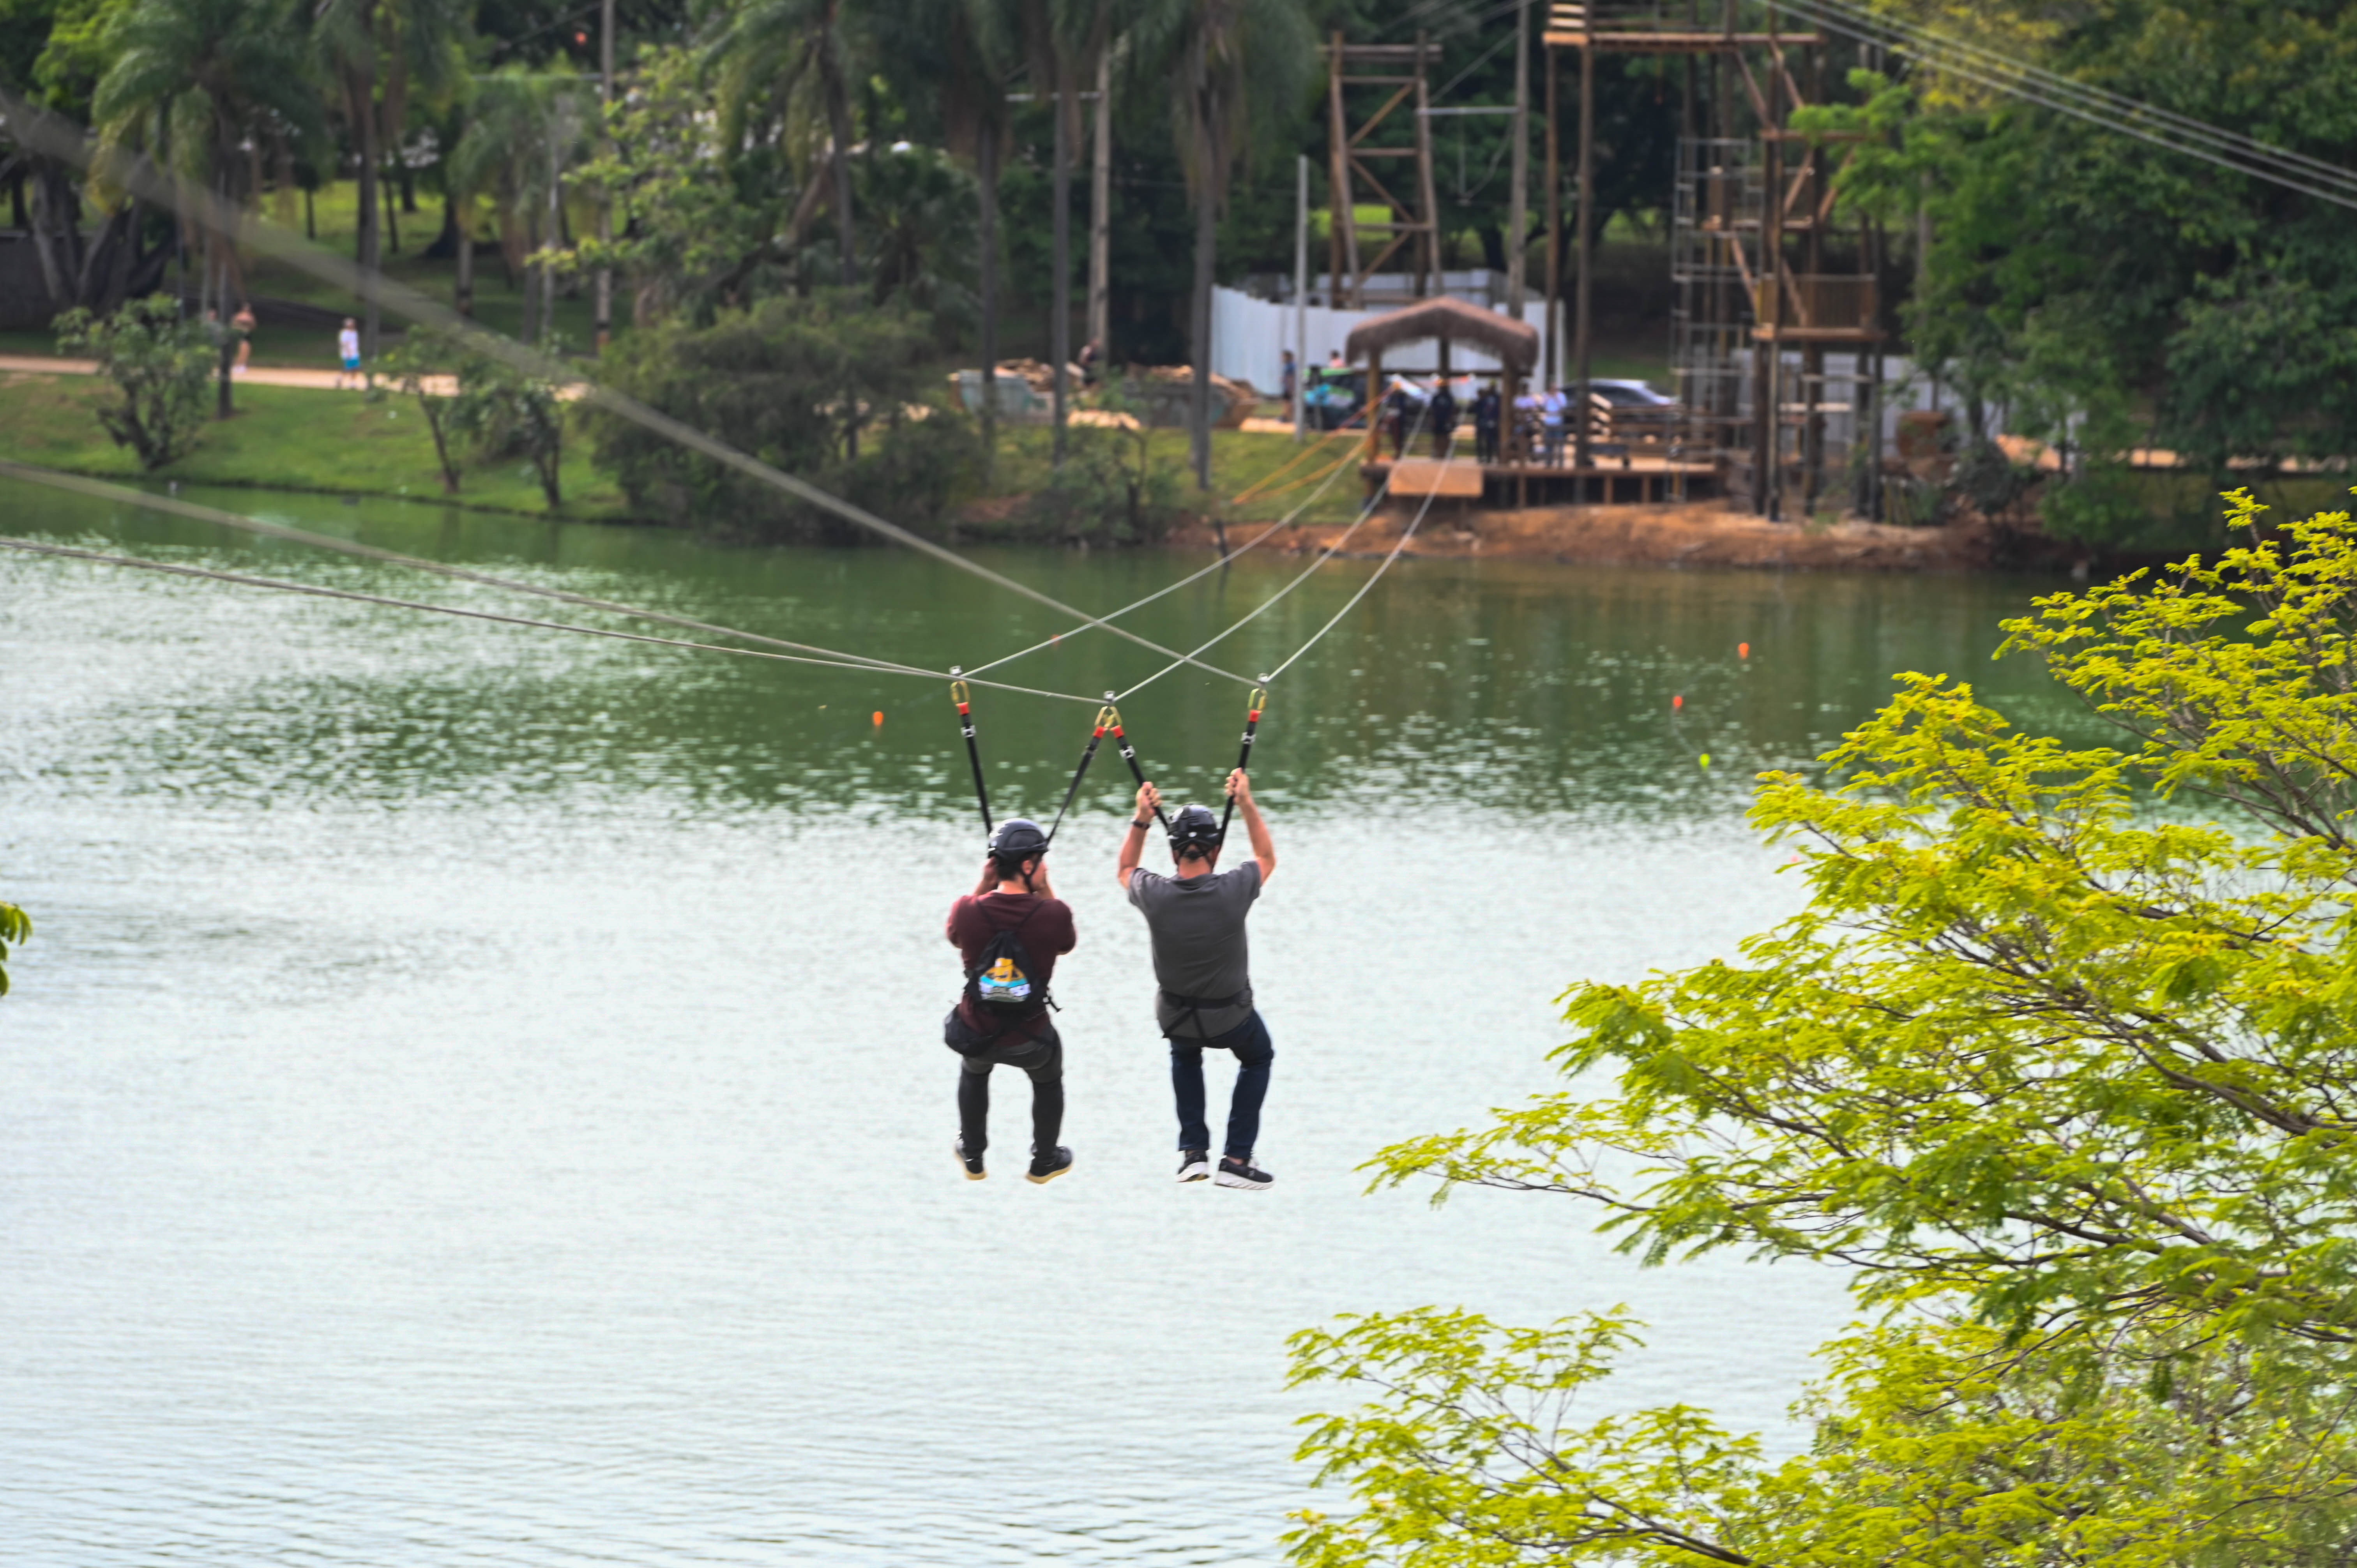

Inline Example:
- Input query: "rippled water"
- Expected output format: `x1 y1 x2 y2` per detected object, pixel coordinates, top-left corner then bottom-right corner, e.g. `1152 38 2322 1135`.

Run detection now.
0 482 2071 1565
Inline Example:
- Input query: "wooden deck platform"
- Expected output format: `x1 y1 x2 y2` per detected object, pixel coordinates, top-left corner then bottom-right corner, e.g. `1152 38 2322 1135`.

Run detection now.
1363 454 1721 506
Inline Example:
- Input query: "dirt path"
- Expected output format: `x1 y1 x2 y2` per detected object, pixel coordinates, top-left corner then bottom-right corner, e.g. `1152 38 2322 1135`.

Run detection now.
0 354 451 393
1187 499 1985 571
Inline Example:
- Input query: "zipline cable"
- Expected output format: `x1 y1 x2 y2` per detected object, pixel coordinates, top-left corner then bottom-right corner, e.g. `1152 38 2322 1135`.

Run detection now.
1263 452 1453 684
0 460 934 678
1765 0 2357 212
954 411 1370 684
1043 704 1116 844
0 538 1102 704
1112 393 1442 703
1216 685 1269 844
0 90 1255 689
950 679 993 833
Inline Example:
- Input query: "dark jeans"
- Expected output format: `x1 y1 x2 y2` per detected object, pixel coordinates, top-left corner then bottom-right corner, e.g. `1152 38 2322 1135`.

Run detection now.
945 1010 1064 1160
1170 1010 1273 1160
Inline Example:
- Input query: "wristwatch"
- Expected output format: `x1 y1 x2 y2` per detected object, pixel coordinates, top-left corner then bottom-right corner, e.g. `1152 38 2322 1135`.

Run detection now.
1130 816 1154 830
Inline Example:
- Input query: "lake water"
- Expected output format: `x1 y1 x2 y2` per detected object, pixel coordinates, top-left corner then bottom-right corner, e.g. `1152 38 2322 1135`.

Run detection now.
0 481 2073 1566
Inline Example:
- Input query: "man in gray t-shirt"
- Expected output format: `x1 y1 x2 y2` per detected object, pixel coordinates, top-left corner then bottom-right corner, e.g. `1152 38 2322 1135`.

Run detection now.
1118 768 1279 1190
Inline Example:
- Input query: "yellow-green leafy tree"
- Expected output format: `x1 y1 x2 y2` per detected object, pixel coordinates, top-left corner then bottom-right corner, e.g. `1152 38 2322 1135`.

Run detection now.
1291 493 2357 1566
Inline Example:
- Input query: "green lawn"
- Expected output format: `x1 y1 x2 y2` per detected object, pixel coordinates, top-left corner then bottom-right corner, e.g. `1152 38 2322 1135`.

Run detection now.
986 424 1383 528
0 373 631 519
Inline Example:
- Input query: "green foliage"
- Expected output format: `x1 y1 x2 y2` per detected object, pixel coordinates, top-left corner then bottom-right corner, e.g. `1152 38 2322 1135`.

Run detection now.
586 289 976 540
449 344 567 509
1014 401 1180 544
0 899 27 996
54 294 211 468
378 328 464 492
1295 494 2357 1564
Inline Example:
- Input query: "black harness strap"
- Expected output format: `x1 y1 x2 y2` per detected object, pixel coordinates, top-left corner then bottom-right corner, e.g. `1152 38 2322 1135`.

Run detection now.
1044 702 1115 845
1160 986 1249 1041
1216 685 1269 844
950 674 992 836
1108 706 1173 834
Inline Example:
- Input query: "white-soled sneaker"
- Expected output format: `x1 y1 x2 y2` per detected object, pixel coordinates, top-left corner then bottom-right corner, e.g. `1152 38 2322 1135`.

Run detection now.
1214 1155 1273 1190
953 1137 986 1180
1176 1149 1212 1183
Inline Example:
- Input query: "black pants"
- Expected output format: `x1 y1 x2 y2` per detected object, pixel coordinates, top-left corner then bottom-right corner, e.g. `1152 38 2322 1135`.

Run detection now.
945 1010 1064 1160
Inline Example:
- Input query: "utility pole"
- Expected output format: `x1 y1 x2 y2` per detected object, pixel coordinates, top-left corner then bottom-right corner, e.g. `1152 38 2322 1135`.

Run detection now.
1293 154 1308 441
595 0 614 351
1573 41 1594 475
1088 49 1111 371
1051 56 1072 467
1507 0 1528 320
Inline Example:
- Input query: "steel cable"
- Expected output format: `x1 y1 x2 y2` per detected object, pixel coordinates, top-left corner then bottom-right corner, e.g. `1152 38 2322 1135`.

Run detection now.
0 461 936 677
0 90 1254 689
0 538 1102 704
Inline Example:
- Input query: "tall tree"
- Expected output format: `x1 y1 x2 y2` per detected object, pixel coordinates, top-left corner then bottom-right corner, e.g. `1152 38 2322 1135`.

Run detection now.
314 0 460 358
1136 0 1314 487
91 0 320 316
709 0 860 287
448 65 591 346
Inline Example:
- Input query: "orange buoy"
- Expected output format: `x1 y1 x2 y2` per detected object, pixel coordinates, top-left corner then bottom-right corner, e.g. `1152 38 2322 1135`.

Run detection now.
1738 641 1750 659
1672 694 1683 711
873 710 884 726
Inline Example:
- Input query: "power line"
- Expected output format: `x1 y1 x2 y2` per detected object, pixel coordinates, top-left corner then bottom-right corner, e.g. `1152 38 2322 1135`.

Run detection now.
0 461 936 679
1770 0 2357 212
0 537 1101 704
0 89 1256 691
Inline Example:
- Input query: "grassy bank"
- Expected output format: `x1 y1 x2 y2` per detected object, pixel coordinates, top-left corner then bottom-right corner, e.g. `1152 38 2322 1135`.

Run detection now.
984 423 1380 530
0 372 631 519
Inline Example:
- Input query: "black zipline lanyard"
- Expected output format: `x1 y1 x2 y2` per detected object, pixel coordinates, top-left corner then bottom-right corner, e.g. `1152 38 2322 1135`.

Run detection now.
1108 708 1173 834
950 675 992 835
1217 686 1269 843
1045 702 1116 844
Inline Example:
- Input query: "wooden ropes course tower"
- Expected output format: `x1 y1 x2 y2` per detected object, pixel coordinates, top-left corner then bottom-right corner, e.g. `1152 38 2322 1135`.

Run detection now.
1542 0 1887 516
1325 34 1444 309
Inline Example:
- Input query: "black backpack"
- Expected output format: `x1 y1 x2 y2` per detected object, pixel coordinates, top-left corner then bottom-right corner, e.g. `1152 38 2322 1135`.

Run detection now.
965 902 1053 1017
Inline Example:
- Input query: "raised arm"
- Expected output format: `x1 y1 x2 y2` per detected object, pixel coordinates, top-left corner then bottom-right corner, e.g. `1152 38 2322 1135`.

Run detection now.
1117 780 1161 890
1228 768 1276 883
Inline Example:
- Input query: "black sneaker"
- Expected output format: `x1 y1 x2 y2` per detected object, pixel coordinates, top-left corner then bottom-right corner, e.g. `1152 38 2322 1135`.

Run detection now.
953 1137 986 1181
1026 1146 1076 1185
1215 1155 1273 1190
1176 1149 1212 1183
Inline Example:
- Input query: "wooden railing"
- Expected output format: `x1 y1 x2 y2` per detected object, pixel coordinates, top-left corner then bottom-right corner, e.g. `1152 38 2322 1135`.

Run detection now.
1752 274 1878 334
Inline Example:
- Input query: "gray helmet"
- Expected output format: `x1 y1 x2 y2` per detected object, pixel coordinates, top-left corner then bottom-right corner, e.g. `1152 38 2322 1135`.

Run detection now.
1168 803 1223 857
988 818 1050 862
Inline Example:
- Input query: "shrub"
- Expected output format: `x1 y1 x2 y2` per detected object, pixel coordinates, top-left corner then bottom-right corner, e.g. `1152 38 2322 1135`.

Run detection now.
586 290 974 540
54 295 212 470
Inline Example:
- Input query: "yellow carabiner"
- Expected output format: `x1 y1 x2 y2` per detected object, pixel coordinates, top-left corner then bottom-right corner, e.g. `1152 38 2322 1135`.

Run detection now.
950 678 972 710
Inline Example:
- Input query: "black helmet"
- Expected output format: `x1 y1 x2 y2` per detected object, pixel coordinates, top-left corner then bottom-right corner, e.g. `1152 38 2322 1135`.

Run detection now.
1168 803 1223 857
988 818 1050 862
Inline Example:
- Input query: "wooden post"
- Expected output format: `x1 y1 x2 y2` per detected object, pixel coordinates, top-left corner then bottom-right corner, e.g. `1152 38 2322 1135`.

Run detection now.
1507 0 1529 318
1543 45 1559 390
1365 346 1383 471
1328 34 1358 307
1051 55 1072 467
1573 40 1595 481
1413 33 1442 299
1089 49 1112 364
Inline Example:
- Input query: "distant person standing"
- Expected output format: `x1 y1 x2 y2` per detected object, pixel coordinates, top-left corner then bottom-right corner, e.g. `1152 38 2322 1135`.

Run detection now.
335 318 362 389
1474 382 1501 463
1279 349 1297 406
1427 380 1457 457
1387 380 1414 458
1078 337 1102 387
1541 384 1568 465
231 303 257 376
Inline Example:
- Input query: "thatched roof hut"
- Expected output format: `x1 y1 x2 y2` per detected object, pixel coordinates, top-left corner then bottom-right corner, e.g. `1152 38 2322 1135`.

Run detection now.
1343 295 1539 373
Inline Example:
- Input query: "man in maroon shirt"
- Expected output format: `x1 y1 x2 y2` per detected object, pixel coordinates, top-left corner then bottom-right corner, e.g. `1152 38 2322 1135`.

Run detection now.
944 818 1077 1183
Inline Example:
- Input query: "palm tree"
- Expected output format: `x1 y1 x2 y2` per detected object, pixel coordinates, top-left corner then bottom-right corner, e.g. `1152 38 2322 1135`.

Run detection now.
314 0 461 358
449 67 593 346
91 0 321 316
1135 0 1315 487
1028 0 1111 467
708 0 862 288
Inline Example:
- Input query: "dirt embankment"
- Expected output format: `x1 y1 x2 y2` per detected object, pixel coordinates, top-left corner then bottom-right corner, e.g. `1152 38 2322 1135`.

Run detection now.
1176 500 1991 571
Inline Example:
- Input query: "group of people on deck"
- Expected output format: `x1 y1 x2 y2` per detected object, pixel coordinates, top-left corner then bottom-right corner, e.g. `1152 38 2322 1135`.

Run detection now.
941 770 1279 1192
1276 348 1586 468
